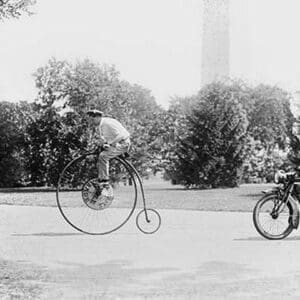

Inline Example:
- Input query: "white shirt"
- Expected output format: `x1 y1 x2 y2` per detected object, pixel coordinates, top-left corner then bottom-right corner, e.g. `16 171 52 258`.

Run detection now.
99 117 130 145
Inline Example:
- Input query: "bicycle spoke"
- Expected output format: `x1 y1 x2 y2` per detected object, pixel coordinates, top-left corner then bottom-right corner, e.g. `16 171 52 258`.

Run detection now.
57 154 137 235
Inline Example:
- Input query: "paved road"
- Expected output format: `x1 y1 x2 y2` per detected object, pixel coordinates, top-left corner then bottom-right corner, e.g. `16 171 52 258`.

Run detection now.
1 205 300 299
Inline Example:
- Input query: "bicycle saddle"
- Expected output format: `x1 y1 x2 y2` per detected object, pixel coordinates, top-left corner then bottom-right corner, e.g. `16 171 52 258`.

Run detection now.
119 152 130 159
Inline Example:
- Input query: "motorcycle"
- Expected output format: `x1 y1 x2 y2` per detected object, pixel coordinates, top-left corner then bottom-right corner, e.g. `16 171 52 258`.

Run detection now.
253 168 300 240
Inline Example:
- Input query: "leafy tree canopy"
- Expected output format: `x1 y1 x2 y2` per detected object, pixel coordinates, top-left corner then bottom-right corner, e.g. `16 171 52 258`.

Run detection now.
164 82 249 188
246 84 294 149
163 80 295 187
0 0 36 20
0 101 34 187
31 58 164 182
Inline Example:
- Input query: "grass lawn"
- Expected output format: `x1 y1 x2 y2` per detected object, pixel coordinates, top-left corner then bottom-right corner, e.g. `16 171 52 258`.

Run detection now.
0 179 272 212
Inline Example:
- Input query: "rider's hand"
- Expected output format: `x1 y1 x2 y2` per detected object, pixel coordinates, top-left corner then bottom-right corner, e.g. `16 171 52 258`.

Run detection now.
103 143 110 150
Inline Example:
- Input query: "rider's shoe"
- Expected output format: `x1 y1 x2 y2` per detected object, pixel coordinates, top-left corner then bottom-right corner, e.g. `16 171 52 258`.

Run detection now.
98 180 113 198
102 185 113 198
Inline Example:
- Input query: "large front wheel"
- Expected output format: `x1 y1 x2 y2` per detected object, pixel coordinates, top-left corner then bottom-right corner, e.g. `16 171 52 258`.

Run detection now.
253 194 294 240
56 153 137 235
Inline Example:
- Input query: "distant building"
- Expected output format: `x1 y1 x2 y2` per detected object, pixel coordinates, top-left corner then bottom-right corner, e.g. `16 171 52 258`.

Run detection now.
201 0 300 138
201 0 230 86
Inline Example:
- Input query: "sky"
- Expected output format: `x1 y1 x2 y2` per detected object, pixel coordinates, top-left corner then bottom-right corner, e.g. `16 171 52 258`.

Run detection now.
1 0 300 108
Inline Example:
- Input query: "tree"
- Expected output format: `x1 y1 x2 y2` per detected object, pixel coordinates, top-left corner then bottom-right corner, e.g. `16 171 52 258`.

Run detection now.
24 107 87 186
246 85 294 149
0 0 36 20
32 58 164 184
164 82 249 188
0 101 33 187
241 85 294 182
287 117 300 167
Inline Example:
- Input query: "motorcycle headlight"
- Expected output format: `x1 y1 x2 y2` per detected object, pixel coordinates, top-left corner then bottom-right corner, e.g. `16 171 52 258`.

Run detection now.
274 170 286 184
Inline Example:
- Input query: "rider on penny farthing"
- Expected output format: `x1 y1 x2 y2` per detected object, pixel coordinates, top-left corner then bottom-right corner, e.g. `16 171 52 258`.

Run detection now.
86 109 131 204
57 109 161 234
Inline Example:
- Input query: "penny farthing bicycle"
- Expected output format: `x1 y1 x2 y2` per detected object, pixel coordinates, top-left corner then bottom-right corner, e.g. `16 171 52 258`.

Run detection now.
56 148 161 235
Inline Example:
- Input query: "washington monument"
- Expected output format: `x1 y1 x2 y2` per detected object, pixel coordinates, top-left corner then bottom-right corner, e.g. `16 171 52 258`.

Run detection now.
202 0 230 86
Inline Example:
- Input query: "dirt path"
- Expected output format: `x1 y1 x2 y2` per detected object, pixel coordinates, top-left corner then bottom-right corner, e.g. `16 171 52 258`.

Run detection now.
1 205 300 299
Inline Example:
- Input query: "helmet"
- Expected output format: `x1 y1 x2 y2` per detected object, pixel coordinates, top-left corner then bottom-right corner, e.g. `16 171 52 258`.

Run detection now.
86 109 103 117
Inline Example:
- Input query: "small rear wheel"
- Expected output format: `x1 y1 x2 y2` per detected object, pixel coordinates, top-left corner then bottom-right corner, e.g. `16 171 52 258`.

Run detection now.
253 194 294 240
136 208 161 234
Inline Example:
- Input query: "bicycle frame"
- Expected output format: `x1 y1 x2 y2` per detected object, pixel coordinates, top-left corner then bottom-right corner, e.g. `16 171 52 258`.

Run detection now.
253 170 300 239
119 157 150 223
93 148 151 223
57 149 160 235
267 182 300 229
274 184 293 214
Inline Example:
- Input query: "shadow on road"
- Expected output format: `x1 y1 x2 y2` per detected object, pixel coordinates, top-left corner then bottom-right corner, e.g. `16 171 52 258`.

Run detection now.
46 259 179 298
47 260 288 298
12 232 84 237
234 236 267 241
234 235 300 241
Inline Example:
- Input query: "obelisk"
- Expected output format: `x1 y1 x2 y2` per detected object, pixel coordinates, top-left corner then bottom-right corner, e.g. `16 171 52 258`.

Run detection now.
201 0 230 86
